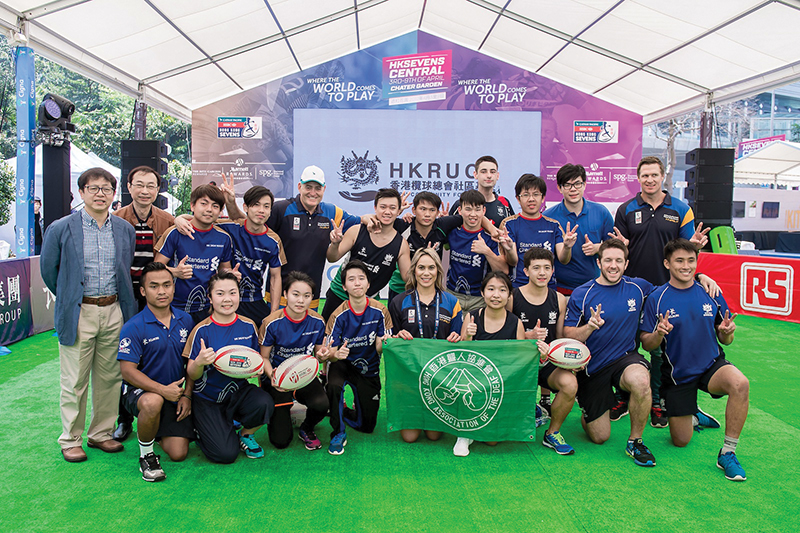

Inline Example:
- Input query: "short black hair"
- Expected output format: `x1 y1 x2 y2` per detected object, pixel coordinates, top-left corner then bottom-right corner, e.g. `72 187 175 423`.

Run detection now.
664 238 699 261
413 191 442 210
207 271 240 293
374 188 401 207
140 261 172 285
523 247 555 268
78 167 117 191
555 164 586 187
243 186 274 207
598 238 628 260
515 174 546 197
475 155 498 171
284 271 316 295
127 165 161 188
481 271 512 293
459 189 485 207
341 260 371 285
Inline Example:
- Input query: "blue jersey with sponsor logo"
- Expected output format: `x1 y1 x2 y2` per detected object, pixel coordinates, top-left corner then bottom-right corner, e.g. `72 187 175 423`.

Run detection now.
155 226 234 313
117 306 194 390
641 282 729 385
326 299 391 378
501 214 563 288
183 315 260 403
260 309 326 367
446 227 499 296
565 276 653 375
216 220 286 303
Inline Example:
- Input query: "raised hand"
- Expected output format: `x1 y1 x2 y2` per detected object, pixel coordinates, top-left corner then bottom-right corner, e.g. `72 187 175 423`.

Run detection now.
439 201 451 218
563 222 579 248
399 191 412 213
363 214 381 233
336 340 350 360
582 234 597 256
607 227 629 246
196 338 216 366
162 377 185 402
219 171 236 203
656 310 673 337
316 337 334 360
330 218 345 243
465 314 477 338
174 256 193 279
229 263 242 281
401 212 414 224
587 304 605 331
531 318 548 341
690 222 711 248
174 215 196 240
718 310 737 336
471 235 491 256
496 228 514 251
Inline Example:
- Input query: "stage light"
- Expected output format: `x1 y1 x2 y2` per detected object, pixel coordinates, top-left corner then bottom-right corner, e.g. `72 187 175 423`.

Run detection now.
38 93 76 133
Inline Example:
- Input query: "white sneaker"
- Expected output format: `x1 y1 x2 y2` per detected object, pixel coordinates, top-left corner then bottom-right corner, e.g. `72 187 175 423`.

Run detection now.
453 437 473 457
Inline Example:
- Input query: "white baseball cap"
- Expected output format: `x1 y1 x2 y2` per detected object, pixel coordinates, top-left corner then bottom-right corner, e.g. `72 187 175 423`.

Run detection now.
300 165 325 186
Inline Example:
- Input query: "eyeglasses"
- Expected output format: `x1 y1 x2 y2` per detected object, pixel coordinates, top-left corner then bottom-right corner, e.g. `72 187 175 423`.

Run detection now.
84 185 115 195
518 192 543 200
562 181 585 191
130 183 158 191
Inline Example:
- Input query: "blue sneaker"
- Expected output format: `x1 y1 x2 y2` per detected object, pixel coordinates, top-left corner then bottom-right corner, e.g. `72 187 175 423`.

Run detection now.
535 404 550 428
625 438 656 467
542 431 575 455
328 432 347 455
694 408 721 430
717 450 746 481
238 432 264 459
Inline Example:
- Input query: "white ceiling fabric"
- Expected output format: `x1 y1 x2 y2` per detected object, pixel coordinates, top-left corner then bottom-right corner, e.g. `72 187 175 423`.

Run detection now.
735 141 800 185
1 0 799 123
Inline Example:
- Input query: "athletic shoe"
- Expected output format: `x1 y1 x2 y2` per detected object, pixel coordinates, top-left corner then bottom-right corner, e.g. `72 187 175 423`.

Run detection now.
538 397 552 418
139 453 166 482
650 405 668 428
298 429 322 451
609 400 629 421
626 439 656 467
453 437 473 457
694 408 721 429
717 450 746 481
328 432 347 455
535 404 550 428
542 431 575 455
239 433 264 459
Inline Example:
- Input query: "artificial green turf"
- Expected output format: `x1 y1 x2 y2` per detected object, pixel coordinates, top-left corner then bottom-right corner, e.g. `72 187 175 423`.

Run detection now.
0 316 797 532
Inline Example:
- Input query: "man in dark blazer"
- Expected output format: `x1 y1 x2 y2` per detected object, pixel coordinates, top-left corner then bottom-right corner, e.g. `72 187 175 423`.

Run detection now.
41 168 137 463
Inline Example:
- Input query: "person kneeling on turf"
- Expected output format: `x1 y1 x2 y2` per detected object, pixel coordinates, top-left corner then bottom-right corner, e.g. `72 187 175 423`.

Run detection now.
324 260 392 455
260 271 329 451
640 239 749 481
117 262 196 482
185 272 274 463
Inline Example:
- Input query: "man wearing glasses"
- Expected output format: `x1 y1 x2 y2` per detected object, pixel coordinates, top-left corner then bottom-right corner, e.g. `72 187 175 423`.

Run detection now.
543 164 614 296
41 168 138 463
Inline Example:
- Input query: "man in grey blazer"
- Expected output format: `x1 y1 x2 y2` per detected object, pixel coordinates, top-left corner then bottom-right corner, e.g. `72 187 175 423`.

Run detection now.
41 168 138 462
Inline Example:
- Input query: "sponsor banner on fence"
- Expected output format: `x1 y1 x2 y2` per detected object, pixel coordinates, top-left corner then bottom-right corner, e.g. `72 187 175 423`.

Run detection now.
0 258 33 345
384 338 539 441
697 252 800 323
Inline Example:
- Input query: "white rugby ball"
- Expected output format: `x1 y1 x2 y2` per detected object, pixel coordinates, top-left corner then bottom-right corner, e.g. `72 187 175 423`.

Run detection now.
547 338 591 370
273 355 319 391
213 345 264 379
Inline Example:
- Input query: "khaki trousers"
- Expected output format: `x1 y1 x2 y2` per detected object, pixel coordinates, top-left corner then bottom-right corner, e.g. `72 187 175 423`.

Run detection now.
58 302 123 448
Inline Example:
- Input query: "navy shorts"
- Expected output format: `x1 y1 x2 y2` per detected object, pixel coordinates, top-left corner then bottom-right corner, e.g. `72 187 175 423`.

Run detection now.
538 362 559 391
576 352 650 424
660 356 732 417
122 384 195 440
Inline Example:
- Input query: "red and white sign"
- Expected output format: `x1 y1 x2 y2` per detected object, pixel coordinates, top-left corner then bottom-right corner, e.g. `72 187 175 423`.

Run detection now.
698 253 799 323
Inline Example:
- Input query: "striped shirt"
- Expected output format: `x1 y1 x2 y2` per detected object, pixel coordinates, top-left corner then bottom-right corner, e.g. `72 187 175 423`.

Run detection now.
81 208 117 297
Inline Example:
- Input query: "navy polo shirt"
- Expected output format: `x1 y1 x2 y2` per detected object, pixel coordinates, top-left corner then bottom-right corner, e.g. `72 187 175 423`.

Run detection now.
117 306 194 389
544 199 614 290
268 196 360 301
388 289 464 339
614 192 695 285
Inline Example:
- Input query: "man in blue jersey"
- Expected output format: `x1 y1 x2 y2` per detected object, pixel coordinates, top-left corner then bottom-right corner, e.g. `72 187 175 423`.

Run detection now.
501 174 578 288
323 260 392 455
563 239 657 467
216 186 286 326
614 156 711 428
640 239 749 481
117 262 195 482
447 189 509 312
155 185 238 324
543 164 614 295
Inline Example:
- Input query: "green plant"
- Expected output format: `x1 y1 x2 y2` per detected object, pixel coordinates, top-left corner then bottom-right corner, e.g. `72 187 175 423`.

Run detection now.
0 161 16 225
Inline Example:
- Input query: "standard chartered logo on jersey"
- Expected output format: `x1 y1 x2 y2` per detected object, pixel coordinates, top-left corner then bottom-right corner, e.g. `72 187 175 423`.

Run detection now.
419 348 503 431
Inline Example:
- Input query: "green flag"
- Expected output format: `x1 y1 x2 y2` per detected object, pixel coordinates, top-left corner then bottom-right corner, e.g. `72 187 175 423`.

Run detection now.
384 338 540 442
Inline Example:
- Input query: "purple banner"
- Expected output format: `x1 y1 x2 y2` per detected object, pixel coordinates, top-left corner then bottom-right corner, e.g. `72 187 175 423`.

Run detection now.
738 135 786 158
0 258 33 345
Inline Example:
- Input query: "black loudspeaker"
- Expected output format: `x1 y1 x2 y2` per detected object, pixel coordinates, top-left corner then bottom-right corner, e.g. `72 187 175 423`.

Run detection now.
684 183 734 203
685 148 735 167
685 148 734 228
121 140 169 207
684 166 734 184
42 142 71 230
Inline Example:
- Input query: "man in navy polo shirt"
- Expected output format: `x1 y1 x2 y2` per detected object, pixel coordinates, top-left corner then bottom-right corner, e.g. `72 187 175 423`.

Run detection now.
117 262 195 482
543 164 614 295
614 156 710 428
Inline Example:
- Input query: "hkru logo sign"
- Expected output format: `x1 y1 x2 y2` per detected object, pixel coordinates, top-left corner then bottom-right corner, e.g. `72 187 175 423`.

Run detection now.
740 263 793 316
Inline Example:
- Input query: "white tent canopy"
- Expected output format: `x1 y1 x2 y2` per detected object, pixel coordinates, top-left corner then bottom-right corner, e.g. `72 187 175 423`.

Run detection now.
2 0 800 124
735 140 800 185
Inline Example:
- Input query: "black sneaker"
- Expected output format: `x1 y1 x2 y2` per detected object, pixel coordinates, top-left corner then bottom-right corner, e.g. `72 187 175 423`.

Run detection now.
650 405 668 428
139 453 166 482
625 439 656 467
538 397 552 418
609 400 629 421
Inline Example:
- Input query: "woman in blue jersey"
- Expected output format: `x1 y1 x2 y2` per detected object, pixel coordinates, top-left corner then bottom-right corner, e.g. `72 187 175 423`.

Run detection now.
389 248 464 444
184 272 274 463
260 271 329 451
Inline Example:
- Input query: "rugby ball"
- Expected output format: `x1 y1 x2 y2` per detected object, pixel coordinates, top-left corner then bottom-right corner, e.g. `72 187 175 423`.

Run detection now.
213 345 264 379
547 338 591 370
273 355 319 391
